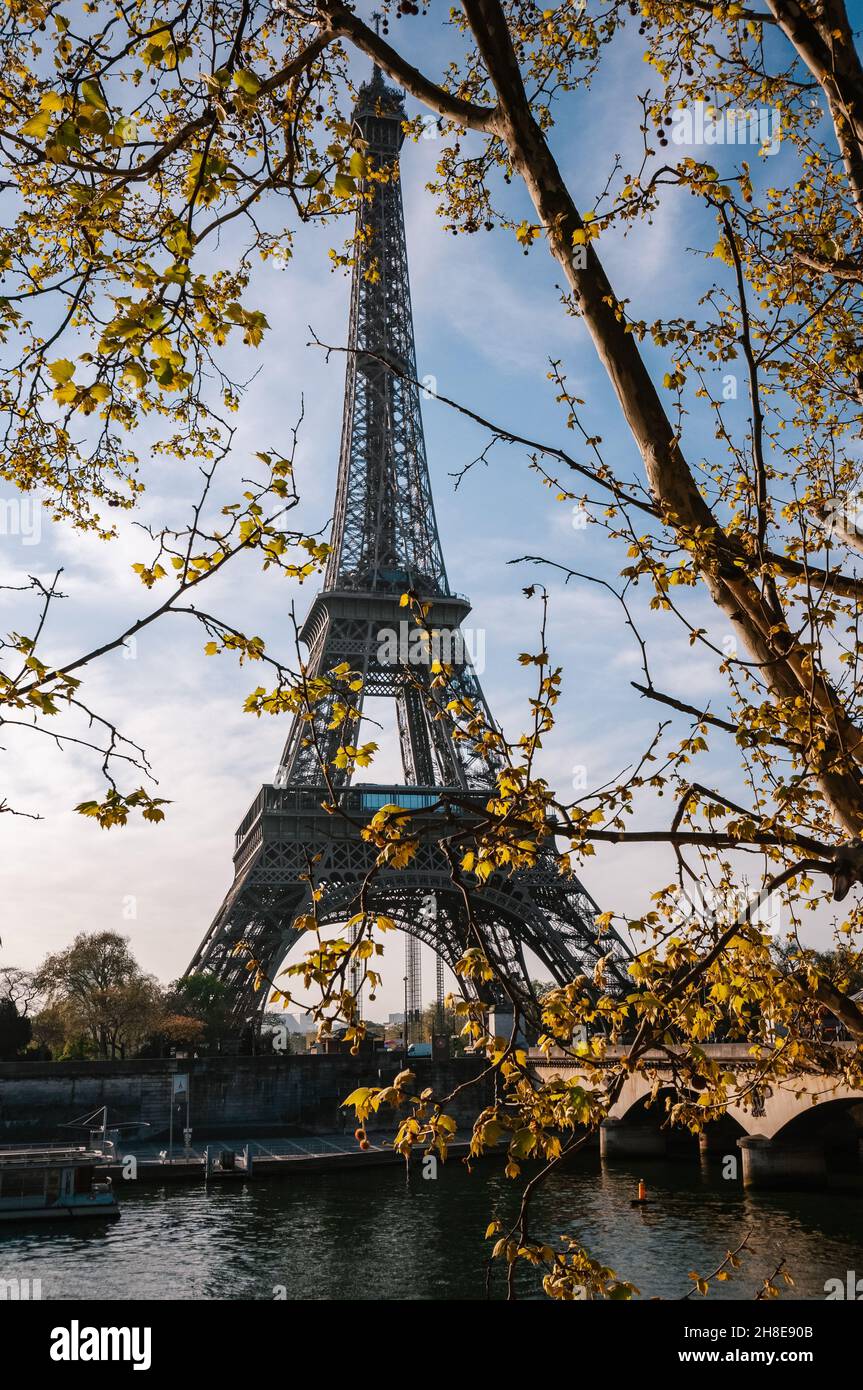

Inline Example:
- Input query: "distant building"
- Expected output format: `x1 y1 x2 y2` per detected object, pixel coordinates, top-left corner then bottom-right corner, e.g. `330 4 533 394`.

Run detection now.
262 1011 309 1034
388 1012 405 1025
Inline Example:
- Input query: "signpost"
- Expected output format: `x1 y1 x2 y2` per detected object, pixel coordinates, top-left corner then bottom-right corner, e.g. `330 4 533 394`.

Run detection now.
169 1073 190 1165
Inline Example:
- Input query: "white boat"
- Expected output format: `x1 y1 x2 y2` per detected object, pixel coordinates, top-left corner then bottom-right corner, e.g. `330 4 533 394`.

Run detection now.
0 1144 120 1223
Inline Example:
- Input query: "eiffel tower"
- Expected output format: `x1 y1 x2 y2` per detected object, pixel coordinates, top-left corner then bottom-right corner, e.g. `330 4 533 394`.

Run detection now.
186 65 630 1020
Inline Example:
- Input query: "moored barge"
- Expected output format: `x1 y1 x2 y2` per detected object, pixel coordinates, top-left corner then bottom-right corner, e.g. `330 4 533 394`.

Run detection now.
0 1144 120 1222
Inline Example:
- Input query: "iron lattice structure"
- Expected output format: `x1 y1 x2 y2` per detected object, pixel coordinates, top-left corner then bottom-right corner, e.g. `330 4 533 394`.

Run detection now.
186 68 631 1020
405 932 422 1045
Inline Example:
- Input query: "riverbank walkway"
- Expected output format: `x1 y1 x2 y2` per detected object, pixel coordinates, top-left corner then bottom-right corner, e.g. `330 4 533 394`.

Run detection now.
100 1132 470 1183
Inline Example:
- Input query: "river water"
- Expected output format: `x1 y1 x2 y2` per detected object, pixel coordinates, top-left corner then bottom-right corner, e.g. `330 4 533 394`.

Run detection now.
1 1155 861 1301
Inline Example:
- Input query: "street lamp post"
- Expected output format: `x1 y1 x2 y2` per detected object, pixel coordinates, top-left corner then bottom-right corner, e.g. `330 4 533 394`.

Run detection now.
403 973 409 1061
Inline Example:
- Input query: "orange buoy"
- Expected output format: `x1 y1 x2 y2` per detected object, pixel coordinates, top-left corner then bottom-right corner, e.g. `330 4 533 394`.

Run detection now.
630 1178 650 1208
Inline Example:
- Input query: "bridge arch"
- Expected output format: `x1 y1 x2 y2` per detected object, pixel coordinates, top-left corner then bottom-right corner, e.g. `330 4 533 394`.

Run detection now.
770 1096 863 1164
535 1051 863 1179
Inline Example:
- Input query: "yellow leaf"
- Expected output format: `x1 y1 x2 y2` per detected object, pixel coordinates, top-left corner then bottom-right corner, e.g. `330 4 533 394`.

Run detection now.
81 78 107 110
122 361 148 389
21 110 53 139
48 358 75 384
343 1087 373 1109
234 69 261 96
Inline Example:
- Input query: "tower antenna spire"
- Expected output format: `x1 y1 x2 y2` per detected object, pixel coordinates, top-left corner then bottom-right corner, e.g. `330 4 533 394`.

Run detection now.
371 11 383 81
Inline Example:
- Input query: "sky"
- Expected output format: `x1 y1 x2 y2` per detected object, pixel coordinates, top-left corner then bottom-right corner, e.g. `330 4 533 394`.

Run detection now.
0 5 838 1020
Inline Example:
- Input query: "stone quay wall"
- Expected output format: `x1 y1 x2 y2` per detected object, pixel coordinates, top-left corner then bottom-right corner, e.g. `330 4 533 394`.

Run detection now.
0 1055 491 1141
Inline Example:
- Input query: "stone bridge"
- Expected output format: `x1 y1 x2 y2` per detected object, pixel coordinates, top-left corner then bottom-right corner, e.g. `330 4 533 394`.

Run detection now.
532 1044 863 1188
